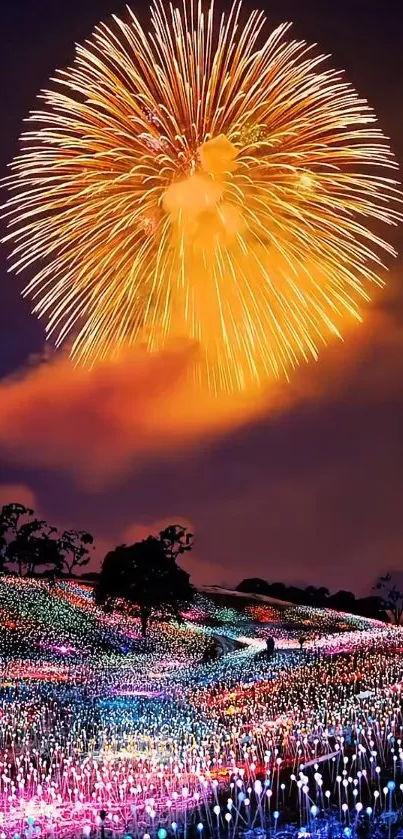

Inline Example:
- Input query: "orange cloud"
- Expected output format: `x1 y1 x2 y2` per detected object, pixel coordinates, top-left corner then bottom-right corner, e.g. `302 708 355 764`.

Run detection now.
0 342 267 486
0 286 401 488
0 484 36 511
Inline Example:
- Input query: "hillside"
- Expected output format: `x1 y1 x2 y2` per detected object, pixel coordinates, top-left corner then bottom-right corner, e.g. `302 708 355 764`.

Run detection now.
0 576 401 838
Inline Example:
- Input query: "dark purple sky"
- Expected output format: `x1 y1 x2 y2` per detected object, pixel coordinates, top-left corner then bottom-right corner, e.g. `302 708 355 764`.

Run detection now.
1 0 402 594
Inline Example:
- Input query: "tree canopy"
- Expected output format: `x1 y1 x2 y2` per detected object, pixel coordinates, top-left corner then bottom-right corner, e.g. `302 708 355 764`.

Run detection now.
0 502 94 578
96 525 195 635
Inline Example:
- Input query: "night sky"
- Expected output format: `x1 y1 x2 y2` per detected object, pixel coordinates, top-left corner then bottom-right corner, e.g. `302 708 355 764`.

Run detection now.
1 0 402 593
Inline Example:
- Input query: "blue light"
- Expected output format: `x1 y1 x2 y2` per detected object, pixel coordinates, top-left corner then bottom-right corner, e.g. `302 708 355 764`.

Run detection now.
387 780 396 791
273 811 280 820
157 829 167 839
197 824 204 832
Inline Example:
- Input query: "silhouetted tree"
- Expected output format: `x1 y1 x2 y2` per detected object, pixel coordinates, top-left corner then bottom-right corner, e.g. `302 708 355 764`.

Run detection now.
304 586 330 606
159 524 194 562
374 572 403 625
56 529 94 576
327 589 357 612
354 595 384 621
0 503 33 572
0 538 6 574
0 503 61 577
0 503 95 580
96 533 195 635
233 576 386 622
236 578 272 596
7 531 62 578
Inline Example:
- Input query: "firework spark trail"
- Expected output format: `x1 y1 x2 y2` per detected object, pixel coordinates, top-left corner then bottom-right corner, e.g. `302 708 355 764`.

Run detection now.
2 0 401 392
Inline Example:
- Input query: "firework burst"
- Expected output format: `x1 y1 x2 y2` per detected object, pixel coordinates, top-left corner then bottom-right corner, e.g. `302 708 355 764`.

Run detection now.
2 0 401 391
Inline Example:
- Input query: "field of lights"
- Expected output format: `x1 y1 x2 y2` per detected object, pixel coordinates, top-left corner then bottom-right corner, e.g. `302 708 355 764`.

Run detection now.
0 578 402 839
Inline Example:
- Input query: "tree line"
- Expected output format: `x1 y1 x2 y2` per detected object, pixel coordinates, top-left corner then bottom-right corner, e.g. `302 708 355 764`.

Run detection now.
0 503 94 577
0 503 195 636
236 575 403 625
1 501 402 631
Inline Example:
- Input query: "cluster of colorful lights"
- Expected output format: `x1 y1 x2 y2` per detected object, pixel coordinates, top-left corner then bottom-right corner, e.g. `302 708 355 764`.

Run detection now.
0 577 402 838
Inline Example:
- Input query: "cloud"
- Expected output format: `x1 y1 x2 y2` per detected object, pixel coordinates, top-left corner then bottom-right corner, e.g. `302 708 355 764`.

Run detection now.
0 483 36 510
0 342 266 486
270 281 403 410
191 447 403 595
0 280 400 593
0 280 401 489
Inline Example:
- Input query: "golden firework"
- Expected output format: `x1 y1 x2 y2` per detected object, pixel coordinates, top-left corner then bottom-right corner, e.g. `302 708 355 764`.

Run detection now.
2 0 401 391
